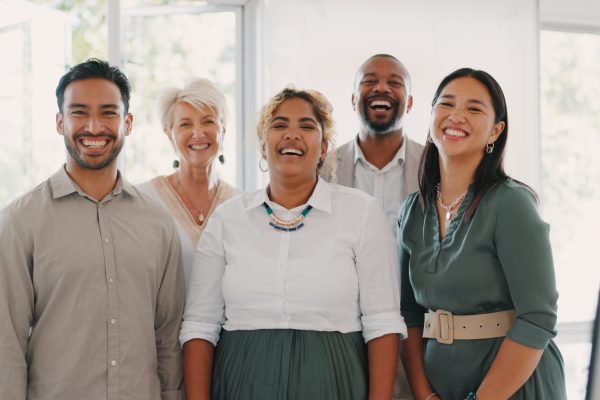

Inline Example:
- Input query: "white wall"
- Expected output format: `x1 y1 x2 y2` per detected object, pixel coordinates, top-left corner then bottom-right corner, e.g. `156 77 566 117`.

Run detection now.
256 0 540 188
541 0 600 32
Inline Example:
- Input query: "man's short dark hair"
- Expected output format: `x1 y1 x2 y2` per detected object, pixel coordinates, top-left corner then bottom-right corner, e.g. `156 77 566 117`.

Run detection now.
56 58 131 113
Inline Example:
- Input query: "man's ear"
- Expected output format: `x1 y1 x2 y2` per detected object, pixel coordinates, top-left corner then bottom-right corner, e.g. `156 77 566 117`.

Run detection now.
124 113 133 136
56 112 64 135
406 95 413 114
351 93 356 111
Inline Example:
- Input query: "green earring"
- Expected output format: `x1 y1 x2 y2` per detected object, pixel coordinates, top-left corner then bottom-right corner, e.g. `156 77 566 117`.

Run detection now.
172 159 179 168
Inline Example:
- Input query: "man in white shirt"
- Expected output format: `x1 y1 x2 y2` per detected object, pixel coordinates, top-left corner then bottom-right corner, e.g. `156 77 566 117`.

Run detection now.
322 54 424 230
322 54 422 399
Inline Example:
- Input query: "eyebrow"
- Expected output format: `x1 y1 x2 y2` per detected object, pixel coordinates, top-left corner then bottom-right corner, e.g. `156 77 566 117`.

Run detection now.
361 73 404 81
439 94 488 107
67 103 121 110
271 116 318 124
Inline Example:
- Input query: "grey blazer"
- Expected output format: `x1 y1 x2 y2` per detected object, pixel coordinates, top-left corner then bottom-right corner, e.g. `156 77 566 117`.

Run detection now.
321 135 424 200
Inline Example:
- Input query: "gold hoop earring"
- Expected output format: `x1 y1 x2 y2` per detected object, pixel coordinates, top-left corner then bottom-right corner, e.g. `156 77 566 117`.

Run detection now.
259 157 269 172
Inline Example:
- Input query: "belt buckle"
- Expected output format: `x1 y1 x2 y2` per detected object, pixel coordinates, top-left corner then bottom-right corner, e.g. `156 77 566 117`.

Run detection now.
435 309 454 344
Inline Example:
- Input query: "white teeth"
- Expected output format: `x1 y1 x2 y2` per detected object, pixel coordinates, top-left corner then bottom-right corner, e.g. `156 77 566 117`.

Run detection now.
369 99 392 108
445 129 466 137
82 139 107 148
280 148 303 156
190 143 209 150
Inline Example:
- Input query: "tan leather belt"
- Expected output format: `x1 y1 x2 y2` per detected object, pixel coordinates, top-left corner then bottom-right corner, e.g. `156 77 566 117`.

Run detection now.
422 309 516 344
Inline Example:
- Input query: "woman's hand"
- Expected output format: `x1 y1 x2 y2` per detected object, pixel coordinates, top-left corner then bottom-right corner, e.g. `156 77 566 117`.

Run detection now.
401 327 439 400
474 337 543 399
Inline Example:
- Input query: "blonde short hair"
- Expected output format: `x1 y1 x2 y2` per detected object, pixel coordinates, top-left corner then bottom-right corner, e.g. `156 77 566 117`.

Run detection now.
256 87 336 174
158 77 228 131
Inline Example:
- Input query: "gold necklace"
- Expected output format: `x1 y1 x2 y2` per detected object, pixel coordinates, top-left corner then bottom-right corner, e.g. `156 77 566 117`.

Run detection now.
174 174 221 225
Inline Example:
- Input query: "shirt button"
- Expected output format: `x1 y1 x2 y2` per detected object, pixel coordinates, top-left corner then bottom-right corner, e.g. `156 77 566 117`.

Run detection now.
110 360 117 367
108 278 114 283
104 238 110 243
110 318 117 325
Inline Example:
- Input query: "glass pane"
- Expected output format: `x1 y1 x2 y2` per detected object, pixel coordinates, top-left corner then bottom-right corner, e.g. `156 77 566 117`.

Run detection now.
557 341 592 399
31 0 107 63
122 8 238 186
0 2 69 207
540 30 600 323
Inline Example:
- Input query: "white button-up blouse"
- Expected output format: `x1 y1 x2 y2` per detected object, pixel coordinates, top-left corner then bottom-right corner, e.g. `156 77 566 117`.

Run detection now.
180 178 407 346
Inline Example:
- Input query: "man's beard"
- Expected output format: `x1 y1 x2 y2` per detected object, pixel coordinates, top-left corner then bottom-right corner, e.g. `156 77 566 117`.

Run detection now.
64 134 124 170
360 99 400 135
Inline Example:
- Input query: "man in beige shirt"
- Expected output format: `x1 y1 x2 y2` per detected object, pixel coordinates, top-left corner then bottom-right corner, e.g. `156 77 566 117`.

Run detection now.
0 59 185 400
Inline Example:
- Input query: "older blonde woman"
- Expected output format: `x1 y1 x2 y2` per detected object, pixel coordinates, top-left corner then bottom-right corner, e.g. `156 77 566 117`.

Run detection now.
138 78 238 283
180 88 407 400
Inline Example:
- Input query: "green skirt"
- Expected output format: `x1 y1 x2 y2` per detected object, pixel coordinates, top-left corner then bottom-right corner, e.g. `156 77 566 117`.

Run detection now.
212 329 368 400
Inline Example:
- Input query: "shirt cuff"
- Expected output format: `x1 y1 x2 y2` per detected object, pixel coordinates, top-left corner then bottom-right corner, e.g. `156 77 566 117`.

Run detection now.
506 318 557 350
179 320 221 347
361 311 408 342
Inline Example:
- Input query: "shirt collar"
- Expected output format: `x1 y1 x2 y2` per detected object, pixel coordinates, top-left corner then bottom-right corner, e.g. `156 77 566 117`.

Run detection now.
353 135 407 168
244 177 333 214
50 165 138 201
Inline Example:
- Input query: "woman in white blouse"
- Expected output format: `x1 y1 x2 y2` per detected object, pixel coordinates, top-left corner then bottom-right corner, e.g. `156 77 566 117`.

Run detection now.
180 88 407 400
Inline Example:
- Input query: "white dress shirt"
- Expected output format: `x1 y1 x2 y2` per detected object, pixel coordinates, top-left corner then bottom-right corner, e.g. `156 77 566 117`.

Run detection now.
353 138 406 230
180 178 407 346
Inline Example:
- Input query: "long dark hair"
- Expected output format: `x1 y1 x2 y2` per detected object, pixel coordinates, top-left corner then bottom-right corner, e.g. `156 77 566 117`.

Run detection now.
418 68 532 218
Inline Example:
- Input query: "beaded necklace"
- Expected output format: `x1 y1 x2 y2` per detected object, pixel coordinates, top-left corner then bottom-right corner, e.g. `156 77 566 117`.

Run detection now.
262 202 313 232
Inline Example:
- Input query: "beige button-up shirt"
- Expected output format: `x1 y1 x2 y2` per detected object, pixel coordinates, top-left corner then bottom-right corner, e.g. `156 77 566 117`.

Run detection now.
0 166 185 400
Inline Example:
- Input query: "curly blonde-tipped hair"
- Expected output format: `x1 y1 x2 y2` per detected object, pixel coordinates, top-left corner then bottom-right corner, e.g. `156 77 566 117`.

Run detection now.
256 87 336 176
157 77 228 131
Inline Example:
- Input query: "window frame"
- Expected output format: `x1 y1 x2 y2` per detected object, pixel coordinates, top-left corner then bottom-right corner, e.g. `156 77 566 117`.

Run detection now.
106 0 262 190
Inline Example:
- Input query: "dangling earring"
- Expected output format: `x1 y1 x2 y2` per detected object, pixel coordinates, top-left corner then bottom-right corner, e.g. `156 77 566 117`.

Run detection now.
427 135 433 143
218 154 225 164
485 142 494 154
172 159 180 168
259 157 269 172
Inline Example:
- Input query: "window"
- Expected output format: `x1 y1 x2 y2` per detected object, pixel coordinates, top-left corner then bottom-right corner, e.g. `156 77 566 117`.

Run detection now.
0 0 245 210
120 2 242 186
0 1 70 207
540 29 600 399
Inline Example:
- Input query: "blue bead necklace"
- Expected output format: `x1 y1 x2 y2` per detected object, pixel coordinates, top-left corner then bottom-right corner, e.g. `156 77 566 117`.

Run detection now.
262 202 313 232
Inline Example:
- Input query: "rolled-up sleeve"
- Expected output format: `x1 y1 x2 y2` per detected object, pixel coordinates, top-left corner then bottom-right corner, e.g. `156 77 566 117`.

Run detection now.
180 210 226 347
356 199 407 342
0 208 33 400
495 186 558 349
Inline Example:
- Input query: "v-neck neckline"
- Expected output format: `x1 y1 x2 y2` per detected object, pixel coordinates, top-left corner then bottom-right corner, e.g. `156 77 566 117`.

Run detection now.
432 188 473 244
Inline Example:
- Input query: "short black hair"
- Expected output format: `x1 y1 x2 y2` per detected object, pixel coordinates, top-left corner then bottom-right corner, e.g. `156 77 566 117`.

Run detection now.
366 53 400 63
55 58 131 113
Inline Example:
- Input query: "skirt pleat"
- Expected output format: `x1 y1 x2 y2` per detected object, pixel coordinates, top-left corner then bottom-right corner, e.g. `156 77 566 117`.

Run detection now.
212 329 368 400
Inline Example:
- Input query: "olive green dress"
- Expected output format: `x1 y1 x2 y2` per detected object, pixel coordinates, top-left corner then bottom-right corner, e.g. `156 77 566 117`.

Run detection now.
398 180 566 400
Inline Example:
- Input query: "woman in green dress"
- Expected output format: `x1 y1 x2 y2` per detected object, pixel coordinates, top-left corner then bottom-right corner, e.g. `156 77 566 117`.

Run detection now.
398 68 566 400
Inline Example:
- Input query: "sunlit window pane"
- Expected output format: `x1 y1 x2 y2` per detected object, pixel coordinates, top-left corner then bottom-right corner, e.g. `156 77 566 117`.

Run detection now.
540 30 600 324
0 2 70 207
122 7 238 186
